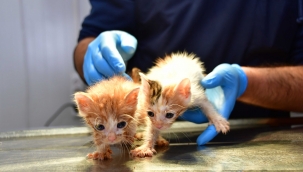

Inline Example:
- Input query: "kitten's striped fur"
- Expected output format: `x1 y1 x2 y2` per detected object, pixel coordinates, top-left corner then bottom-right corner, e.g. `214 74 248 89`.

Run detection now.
131 52 230 158
148 80 162 105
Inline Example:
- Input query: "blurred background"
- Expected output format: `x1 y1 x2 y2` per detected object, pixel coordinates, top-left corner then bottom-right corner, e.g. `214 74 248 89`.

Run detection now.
0 0 90 132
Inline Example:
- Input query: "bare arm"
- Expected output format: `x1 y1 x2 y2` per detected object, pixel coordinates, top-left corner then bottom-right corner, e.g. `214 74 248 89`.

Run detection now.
73 37 96 81
238 66 303 112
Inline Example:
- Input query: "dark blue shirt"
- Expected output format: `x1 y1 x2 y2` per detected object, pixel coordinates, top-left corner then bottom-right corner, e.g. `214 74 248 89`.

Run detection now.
78 0 303 118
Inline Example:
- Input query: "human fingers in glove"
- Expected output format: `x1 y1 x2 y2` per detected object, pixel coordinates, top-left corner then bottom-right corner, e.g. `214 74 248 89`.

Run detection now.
181 64 248 145
74 30 137 85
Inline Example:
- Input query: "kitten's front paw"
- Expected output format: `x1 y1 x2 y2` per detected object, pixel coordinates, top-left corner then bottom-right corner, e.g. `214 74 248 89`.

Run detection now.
134 132 144 140
130 146 156 158
211 116 230 134
156 138 169 147
87 149 112 160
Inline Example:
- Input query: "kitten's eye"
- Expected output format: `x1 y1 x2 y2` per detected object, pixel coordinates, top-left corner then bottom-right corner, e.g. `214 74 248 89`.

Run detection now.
95 124 105 131
165 113 174 119
147 111 154 117
117 121 127 128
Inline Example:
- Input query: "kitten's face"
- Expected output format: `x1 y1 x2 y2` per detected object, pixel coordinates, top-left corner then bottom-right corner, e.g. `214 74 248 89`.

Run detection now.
91 113 135 144
74 87 139 145
140 73 191 130
147 98 187 130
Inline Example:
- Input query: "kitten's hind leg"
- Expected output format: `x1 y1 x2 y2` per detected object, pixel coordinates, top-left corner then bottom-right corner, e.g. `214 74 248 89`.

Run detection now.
156 135 169 147
134 132 168 145
198 99 230 134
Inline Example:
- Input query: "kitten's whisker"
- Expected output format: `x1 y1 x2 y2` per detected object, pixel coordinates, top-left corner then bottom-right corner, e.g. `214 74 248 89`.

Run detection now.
181 132 192 143
168 132 172 143
172 132 180 143
178 116 185 120
121 135 135 139
178 115 195 121
120 142 127 161
125 139 134 147
120 114 140 124
186 107 201 111
87 111 100 116
120 114 136 120
120 141 130 159
119 145 124 162
122 141 131 158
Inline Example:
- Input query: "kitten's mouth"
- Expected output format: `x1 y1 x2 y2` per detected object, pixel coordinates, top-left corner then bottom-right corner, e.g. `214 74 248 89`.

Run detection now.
106 139 120 144
154 125 167 130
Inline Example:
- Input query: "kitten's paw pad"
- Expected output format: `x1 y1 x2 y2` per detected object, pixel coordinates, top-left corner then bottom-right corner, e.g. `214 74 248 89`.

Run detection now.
130 146 156 158
156 138 169 147
134 132 144 140
211 117 230 134
87 149 112 160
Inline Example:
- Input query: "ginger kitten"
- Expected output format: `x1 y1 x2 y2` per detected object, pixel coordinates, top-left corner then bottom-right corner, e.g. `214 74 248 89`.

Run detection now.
74 76 139 160
131 52 230 158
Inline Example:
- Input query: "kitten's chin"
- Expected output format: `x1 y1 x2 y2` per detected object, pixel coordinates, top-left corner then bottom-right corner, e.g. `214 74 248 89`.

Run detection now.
104 138 121 145
105 138 133 145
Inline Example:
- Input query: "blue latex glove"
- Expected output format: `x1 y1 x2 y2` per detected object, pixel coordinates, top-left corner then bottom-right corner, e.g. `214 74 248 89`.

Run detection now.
181 64 248 145
83 30 137 85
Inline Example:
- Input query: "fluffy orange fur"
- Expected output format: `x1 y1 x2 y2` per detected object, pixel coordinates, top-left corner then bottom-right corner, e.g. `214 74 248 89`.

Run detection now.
74 76 140 160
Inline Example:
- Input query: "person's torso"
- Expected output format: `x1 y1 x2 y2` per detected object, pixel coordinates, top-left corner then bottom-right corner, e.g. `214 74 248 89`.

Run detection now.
128 0 301 74
126 0 302 118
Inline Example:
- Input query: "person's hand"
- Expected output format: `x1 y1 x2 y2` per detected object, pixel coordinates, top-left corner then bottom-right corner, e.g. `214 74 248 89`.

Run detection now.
181 64 248 145
83 30 137 85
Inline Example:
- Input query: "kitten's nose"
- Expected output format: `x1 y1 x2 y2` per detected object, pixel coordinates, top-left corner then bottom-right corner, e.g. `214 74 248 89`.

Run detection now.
155 124 163 129
108 133 117 142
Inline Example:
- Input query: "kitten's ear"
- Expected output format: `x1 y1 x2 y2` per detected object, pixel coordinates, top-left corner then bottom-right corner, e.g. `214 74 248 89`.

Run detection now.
174 78 191 102
139 72 150 94
124 87 140 106
74 92 99 127
74 92 93 115
129 67 141 84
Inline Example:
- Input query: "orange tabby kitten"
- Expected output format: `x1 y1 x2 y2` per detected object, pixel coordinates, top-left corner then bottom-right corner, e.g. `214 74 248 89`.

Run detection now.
74 76 139 160
131 52 230 158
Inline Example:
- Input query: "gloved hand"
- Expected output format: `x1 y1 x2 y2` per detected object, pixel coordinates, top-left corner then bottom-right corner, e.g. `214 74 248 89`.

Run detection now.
83 30 137 85
181 64 248 145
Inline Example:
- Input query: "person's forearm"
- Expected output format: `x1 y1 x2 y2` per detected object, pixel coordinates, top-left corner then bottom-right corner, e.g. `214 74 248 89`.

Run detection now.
238 66 303 112
73 37 96 81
